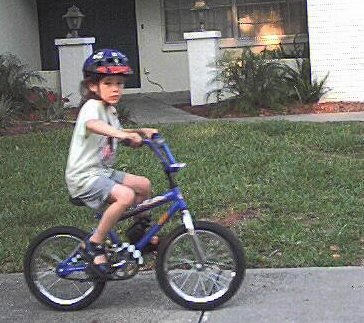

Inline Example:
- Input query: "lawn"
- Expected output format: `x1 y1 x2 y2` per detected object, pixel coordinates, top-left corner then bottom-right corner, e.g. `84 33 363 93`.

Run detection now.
0 121 363 273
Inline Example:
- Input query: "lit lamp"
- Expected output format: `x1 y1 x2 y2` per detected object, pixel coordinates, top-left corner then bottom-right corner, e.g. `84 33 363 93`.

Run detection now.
238 16 254 35
62 5 85 38
191 1 210 31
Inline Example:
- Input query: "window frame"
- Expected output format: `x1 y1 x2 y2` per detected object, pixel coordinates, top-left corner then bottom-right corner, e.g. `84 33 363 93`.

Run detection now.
161 0 308 52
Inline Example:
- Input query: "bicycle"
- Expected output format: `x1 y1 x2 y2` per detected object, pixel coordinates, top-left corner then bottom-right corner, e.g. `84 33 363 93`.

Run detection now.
23 134 246 311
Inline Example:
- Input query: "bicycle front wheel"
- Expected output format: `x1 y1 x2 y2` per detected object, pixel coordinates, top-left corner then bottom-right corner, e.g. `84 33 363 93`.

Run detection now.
23 226 106 311
156 221 246 310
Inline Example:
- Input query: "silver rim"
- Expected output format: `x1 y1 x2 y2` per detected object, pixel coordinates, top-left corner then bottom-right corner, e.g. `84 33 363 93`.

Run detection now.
31 234 96 306
163 230 237 303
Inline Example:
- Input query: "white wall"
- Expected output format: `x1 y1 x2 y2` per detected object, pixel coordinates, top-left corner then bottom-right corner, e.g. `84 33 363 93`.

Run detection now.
307 0 364 102
0 0 41 70
135 0 190 93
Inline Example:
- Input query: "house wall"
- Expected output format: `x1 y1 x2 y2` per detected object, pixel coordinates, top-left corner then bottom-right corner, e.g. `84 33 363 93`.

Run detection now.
135 0 190 93
307 0 364 102
3 1 363 103
0 0 41 70
134 1 309 98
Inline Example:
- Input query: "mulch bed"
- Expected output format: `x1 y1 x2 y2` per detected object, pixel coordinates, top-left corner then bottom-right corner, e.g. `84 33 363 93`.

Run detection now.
1 102 364 137
175 101 364 118
0 120 75 137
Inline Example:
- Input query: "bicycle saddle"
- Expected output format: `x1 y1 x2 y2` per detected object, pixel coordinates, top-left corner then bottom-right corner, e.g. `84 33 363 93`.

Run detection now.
69 196 87 207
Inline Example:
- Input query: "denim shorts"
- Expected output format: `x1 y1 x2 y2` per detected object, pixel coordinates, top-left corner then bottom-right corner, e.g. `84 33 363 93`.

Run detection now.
78 170 126 210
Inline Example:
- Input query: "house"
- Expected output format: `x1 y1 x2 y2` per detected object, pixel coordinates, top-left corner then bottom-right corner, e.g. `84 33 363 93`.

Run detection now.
1 0 363 103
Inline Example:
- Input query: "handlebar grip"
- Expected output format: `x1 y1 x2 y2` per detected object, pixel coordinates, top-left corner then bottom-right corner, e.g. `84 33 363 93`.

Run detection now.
151 133 161 140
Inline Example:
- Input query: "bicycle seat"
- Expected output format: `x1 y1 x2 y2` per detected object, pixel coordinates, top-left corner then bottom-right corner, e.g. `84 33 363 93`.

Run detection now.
69 196 87 207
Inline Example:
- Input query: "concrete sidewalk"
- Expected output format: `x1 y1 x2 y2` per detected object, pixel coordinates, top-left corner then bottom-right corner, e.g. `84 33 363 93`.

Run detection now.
1 267 363 323
122 91 364 124
122 91 205 124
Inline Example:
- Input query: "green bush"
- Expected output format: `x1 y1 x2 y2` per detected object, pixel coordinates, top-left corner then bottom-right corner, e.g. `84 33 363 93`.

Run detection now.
282 59 329 104
0 53 43 116
26 87 70 121
211 47 329 112
211 48 290 111
0 95 18 128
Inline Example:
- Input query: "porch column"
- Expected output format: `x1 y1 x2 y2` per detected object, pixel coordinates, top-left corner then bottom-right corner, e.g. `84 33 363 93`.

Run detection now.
184 31 221 106
54 37 95 107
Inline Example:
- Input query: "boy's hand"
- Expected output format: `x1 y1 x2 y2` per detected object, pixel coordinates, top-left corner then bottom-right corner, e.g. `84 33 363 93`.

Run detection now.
141 128 158 139
120 132 143 148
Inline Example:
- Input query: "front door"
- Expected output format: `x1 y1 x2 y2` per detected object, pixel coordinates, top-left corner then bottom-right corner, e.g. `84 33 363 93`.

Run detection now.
37 0 140 88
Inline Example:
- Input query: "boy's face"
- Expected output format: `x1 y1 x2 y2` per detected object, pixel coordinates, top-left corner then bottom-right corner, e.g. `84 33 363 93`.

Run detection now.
89 75 125 105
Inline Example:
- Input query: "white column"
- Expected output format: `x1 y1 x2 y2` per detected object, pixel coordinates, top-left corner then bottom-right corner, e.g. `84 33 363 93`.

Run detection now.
54 37 95 107
184 31 221 106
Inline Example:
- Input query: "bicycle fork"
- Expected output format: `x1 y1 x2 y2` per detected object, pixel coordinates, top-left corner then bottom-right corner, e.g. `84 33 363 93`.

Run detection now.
182 210 207 267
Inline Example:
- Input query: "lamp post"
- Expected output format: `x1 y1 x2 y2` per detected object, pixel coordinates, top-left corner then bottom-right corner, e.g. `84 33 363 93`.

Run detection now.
191 1 210 31
62 5 85 38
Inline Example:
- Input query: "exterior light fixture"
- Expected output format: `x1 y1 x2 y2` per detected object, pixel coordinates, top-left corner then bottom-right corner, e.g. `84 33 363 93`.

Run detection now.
62 5 85 38
191 1 210 31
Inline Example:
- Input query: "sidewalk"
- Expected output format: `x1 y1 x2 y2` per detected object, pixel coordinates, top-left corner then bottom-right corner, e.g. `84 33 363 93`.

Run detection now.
1 267 363 323
122 91 364 124
122 91 205 124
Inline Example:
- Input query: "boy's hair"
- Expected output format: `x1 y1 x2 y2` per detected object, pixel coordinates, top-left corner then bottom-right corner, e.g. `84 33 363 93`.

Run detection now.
79 78 99 108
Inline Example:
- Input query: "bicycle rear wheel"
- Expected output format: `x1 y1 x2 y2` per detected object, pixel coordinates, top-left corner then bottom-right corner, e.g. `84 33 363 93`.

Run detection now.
23 226 106 311
156 221 246 310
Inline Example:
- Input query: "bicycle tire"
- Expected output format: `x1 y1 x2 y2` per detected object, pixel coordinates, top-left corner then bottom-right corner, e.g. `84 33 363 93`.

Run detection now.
156 221 246 310
23 226 106 311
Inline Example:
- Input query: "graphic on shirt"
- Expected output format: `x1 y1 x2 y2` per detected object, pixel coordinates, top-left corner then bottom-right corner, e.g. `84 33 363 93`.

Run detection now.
100 137 116 167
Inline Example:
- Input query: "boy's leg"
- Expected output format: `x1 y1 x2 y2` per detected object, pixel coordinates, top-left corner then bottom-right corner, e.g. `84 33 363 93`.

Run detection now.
122 173 153 225
122 174 158 247
89 183 135 264
122 173 152 204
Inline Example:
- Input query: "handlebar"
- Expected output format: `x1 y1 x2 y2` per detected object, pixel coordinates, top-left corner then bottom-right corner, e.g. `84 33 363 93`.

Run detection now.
143 133 175 163
143 134 186 173
120 133 186 173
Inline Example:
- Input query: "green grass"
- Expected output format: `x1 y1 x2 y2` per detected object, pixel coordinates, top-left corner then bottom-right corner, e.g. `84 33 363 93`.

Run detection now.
1 121 364 272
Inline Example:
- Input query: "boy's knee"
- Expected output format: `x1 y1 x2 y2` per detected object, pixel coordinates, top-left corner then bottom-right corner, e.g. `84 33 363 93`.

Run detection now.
112 185 135 206
140 177 152 195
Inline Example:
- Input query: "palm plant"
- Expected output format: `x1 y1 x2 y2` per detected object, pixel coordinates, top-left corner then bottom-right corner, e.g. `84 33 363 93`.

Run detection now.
282 59 329 104
210 48 290 111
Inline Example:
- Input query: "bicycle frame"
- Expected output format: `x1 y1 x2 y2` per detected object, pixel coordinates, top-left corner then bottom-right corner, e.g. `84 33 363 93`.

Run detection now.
57 134 197 277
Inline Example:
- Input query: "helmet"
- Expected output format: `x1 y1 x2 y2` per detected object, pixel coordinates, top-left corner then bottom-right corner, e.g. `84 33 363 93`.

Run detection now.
83 49 133 78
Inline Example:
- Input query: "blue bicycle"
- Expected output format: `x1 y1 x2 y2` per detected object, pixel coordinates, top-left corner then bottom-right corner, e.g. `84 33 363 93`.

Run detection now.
23 134 246 311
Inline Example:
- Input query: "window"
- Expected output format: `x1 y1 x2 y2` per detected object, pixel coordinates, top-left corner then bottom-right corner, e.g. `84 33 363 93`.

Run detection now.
163 0 308 49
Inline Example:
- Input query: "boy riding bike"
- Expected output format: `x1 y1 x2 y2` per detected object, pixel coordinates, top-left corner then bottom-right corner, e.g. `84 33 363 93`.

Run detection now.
65 49 157 278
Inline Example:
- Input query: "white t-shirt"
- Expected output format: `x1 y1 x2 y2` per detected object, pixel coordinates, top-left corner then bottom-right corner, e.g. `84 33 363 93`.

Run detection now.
65 99 122 197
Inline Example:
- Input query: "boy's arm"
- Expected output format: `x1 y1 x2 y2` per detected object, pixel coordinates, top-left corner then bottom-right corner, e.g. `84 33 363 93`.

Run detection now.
86 120 142 147
86 119 127 139
123 128 158 138
86 121 156 146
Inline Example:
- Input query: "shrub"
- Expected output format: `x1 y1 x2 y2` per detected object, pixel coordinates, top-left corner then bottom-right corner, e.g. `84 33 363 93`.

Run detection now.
0 53 44 116
116 101 132 124
211 48 290 111
281 59 329 104
211 45 329 111
26 87 69 121
0 95 18 128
